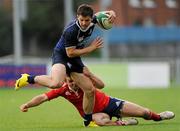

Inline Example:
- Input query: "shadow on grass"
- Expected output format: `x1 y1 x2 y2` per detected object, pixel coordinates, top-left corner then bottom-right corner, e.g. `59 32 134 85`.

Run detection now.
11 122 179 131
138 121 180 126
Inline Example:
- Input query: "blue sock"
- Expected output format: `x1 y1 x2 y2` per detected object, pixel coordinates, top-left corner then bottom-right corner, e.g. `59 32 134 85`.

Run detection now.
27 75 35 84
83 113 92 126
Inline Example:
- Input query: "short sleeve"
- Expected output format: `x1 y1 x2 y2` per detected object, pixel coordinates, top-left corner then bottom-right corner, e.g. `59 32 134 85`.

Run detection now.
45 88 63 100
63 29 77 48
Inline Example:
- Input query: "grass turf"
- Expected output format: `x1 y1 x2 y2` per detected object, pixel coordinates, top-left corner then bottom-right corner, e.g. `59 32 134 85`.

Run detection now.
0 87 180 131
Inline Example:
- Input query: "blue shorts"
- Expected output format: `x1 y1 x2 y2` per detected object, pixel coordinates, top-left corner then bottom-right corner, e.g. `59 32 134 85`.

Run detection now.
102 97 125 119
52 49 84 74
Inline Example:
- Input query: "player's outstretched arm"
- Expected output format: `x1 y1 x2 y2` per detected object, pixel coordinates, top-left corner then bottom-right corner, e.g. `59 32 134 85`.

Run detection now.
20 94 48 112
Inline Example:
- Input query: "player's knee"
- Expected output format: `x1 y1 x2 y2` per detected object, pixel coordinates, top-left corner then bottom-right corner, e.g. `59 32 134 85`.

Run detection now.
93 116 106 126
48 81 63 89
95 121 105 126
97 82 105 89
95 117 109 126
100 82 105 88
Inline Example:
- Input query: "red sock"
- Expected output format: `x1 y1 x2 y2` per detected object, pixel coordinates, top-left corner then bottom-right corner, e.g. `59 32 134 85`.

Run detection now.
148 111 161 121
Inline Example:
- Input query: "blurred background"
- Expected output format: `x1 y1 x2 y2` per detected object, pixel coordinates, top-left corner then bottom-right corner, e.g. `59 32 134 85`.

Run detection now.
0 0 180 88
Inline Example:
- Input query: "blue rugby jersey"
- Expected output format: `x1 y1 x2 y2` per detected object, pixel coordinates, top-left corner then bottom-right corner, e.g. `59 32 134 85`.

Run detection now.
54 16 97 56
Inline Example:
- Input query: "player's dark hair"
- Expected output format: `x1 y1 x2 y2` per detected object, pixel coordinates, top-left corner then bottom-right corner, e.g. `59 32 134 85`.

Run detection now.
77 4 94 18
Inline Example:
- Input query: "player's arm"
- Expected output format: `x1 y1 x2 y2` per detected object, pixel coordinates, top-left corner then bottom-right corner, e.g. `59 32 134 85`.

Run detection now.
66 37 103 58
20 94 48 112
83 66 105 89
20 87 64 112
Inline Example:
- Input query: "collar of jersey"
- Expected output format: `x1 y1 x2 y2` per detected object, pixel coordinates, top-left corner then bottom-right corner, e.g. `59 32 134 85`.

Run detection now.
76 20 94 32
68 85 79 93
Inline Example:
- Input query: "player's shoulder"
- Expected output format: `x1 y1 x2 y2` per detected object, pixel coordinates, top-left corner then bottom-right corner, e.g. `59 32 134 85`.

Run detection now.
52 83 68 92
64 19 78 33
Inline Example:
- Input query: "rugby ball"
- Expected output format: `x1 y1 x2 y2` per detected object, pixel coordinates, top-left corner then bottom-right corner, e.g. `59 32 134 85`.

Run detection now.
96 12 113 30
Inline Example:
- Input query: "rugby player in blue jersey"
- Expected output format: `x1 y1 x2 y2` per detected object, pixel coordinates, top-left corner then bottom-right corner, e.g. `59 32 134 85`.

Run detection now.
15 4 116 127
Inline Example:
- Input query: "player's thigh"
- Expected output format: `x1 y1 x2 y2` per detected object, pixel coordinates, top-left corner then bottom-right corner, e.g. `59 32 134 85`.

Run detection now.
70 72 94 92
83 66 105 89
51 63 66 83
121 101 149 117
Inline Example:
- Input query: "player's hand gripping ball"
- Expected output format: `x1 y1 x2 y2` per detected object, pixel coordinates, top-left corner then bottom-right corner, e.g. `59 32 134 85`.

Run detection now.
96 12 113 30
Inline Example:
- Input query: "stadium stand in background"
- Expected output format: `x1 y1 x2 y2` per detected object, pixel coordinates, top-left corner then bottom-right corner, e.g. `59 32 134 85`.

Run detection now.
0 0 180 87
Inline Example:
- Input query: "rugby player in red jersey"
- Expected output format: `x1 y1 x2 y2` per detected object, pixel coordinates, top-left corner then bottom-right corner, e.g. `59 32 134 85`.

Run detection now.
20 74 175 126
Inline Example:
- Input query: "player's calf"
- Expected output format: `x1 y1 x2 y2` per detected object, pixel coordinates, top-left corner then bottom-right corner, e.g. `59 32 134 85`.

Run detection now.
143 110 175 121
143 109 161 121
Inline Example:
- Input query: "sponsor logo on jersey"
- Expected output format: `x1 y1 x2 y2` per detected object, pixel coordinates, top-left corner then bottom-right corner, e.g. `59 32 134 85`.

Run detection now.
88 29 93 35
67 62 72 69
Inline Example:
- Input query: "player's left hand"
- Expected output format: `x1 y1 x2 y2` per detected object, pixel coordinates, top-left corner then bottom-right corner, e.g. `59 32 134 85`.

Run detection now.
20 104 28 112
105 10 116 23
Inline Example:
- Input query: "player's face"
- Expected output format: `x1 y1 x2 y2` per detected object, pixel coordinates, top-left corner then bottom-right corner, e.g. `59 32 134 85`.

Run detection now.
66 77 76 88
77 15 92 30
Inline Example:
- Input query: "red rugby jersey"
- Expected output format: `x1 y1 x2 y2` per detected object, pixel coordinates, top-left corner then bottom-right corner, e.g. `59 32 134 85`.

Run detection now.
45 83 110 117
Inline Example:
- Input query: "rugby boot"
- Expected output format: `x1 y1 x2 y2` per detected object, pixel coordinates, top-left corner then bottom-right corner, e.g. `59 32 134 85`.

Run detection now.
159 111 175 120
15 74 30 90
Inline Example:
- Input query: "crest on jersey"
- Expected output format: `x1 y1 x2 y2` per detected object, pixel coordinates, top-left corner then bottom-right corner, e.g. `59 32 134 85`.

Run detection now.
88 29 93 35
67 62 72 69
78 36 84 42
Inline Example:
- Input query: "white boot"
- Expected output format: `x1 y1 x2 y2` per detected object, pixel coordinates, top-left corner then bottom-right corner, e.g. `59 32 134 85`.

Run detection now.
116 118 138 126
159 111 175 120
125 118 138 125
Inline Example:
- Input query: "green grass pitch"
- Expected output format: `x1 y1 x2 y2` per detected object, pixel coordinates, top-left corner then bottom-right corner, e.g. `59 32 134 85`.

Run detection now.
0 87 180 131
